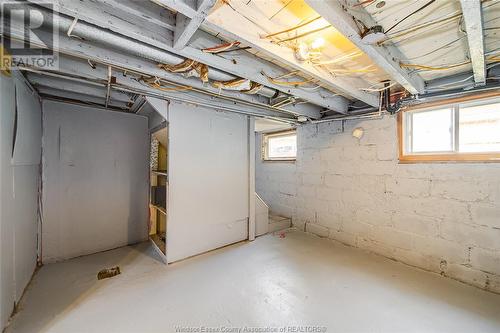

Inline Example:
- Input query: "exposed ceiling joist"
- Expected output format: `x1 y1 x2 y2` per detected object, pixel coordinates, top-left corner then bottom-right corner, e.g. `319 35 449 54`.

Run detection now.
29 0 174 48
173 0 217 49
459 0 486 85
152 0 198 18
14 51 299 120
6 11 323 119
304 0 425 95
36 86 131 110
26 74 133 104
101 0 176 30
203 3 380 107
26 0 346 116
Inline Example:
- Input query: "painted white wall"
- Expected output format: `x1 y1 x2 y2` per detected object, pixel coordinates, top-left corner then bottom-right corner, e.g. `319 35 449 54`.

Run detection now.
167 102 250 262
0 72 41 330
41 101 149 262
256 115 500 294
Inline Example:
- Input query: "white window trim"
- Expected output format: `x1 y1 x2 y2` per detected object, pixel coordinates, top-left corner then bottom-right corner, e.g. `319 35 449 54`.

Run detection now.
262 129 297 162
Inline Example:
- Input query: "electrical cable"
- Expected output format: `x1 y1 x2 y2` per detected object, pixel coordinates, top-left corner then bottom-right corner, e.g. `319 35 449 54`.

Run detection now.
312 51 363 65
404 36 466 61
261 16 322 39
202 41 241 53
269 0 295 20
400 60 470 71
353 0 376 7
261 71 314 86
360 81 397 92
276 25 332 44
141 76 193 92
385 0 436 34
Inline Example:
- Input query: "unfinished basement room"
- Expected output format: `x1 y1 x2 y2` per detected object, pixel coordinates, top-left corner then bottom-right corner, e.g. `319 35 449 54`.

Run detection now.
1 0 500 332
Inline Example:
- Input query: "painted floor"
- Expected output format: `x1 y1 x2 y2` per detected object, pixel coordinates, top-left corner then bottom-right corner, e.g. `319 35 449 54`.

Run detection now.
6 230 500 333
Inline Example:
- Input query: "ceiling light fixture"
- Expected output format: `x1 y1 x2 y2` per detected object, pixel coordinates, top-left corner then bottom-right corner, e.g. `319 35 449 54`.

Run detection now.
294 38 326 62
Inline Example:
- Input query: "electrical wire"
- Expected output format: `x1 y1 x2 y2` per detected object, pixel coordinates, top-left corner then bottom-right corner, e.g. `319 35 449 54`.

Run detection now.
353 0 376 7
380 12 462 45
404 36 466 61
426 62 500 91
261 71 314 86
328 65 377 73
261 16 322 39
400 60 471 71
202 41 241 53
385 0 436 34
312 51 363 65
276 25 332 44
141 76 193 92
360 81 398 92
269 0 295 20
401 55 500 73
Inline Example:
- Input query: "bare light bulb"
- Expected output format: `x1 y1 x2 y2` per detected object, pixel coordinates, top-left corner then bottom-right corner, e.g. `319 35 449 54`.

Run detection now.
311 37 325 50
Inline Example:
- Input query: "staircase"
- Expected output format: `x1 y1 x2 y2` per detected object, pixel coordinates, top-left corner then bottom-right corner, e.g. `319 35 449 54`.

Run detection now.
255 193 292 236
268 214 292 233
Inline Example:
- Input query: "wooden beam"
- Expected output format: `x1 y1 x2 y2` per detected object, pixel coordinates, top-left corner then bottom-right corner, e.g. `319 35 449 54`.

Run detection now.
152 0 198 18
34 0 349 113
26 74 133 103
26 0 347 114
204 3 380 107
173 0 217 49
459 0 486 85
16 52 299 120
304 0 424 95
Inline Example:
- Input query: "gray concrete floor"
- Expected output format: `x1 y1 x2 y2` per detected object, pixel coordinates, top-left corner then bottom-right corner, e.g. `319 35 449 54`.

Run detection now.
6 230 500 333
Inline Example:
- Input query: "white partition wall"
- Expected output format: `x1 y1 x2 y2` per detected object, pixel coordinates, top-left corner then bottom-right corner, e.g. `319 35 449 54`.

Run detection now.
167 102 251 263
0 73 41 330
41 101 150 262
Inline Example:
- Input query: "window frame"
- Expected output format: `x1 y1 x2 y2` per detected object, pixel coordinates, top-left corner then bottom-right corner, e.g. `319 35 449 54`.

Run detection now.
262 129 297 162
398 92 500 163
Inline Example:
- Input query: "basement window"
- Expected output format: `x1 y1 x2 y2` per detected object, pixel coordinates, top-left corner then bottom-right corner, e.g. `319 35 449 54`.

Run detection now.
399 95 500 163
262 130 297 161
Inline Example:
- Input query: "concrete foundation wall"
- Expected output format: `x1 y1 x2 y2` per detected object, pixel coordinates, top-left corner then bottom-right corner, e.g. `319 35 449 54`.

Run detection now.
1 72 41 330
42 101 149 263
256 115 500 293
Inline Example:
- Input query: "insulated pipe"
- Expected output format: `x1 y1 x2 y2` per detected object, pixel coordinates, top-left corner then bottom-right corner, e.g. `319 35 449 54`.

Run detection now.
14 6 278 99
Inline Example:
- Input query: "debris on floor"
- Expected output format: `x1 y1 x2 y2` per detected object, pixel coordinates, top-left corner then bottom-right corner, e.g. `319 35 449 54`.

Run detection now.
97 266 121 280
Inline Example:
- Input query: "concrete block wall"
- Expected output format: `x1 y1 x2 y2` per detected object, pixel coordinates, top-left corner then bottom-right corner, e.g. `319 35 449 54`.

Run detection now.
255 115 500 294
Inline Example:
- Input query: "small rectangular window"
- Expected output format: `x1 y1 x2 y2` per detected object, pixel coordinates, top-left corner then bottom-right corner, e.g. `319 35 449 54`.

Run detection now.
262 130 297 161
399 95 500 162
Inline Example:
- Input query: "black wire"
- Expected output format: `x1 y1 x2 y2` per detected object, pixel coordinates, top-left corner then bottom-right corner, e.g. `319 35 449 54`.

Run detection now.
214 46 252 54
385 0 436 34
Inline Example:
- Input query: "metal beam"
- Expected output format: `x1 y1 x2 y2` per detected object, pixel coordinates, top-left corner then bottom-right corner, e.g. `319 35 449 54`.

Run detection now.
203 3 380 107
459 0 486 85
304 0 424 95
31 0 346 114
173 0 216 49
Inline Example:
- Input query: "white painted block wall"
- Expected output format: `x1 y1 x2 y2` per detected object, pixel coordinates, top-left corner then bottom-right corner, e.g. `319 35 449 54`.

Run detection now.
256 115 500 293
42 101 150 262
